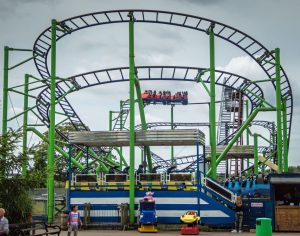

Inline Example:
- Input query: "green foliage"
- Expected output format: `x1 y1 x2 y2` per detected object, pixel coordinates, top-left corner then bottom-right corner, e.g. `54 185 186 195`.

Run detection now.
27 141 48 187
288 166 300 173
0 178 33 223
0 123 78 223
0 129 33 223
0 129 23 177
29 122 77 184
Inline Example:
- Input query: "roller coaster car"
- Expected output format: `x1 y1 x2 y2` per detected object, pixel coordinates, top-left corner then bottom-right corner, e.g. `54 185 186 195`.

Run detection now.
141 90 188 105
225 175 270 198
180 211 200 235
138 192 158 233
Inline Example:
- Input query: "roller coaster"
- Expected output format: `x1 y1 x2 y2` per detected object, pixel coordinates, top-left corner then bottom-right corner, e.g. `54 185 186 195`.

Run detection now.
1 9 293 226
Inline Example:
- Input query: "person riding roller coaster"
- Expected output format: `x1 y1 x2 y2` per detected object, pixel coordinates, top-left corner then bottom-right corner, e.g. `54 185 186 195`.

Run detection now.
141 90 188 104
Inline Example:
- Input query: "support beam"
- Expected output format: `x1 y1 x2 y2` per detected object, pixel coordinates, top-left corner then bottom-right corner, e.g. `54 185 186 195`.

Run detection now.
141 148 144 167
22 74 29 176
119 101 123 170
109 111 113 131
8 54 38 70
27 127 84 169
108 110 113 163
254 133 258 175
0 46 9 177
206 107 275 176
74 151 83 161
275 48 282 173
195 71 210 96
128 12 135 225
67 144 72 210
94 156 111 173
134 78 153 171
86 149 109 172
241 87 275 109
114 147 128 167
258 155 278 172
171 105 174 165
2 46 9 136
208 23 217 180
47 19 57 224
282 100 288 172
245 100 250 172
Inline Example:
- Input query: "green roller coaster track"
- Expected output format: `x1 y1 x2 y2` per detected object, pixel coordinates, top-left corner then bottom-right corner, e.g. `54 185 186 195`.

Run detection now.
1 10 292 224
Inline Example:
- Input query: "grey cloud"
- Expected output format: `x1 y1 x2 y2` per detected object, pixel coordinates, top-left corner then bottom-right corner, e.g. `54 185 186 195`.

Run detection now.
182 0 223 6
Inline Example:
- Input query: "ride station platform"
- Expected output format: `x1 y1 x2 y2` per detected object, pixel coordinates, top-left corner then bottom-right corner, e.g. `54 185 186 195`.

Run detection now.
68 129 235 226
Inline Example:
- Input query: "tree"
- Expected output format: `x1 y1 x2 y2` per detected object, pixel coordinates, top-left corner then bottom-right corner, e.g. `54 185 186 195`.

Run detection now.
29 122 78 184
288 166 300 173
0 129 33 223
0 129 23 177
0 123 79 223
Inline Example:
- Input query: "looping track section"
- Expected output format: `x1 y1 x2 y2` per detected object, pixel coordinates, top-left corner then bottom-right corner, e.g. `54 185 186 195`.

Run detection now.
36 66 263 128
33 9 292 142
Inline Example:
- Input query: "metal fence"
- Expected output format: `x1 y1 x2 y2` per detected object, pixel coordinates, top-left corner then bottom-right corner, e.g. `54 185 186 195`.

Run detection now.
82 203 128 229
30 188 66 219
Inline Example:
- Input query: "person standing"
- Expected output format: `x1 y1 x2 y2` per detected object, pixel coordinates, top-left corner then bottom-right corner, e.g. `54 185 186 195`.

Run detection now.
67 205 82 236
0 208 9 236
232 194 243 233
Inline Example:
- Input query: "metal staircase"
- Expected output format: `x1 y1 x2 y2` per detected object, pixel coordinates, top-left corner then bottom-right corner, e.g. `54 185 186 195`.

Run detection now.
217 86 244 177
112 101 129 131
217 86 232 176
228 90 244 176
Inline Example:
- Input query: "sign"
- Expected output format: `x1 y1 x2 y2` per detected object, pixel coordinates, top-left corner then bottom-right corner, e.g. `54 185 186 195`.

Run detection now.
251 202 264 207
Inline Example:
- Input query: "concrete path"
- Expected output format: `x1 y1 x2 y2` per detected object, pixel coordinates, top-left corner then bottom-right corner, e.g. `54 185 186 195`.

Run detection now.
61 230 300 236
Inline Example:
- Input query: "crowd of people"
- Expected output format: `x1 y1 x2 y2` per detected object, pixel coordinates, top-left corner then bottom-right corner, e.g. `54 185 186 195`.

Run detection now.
223 173 269 189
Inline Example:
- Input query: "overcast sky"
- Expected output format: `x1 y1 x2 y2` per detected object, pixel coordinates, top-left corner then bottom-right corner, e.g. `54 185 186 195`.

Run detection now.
0 0 299 167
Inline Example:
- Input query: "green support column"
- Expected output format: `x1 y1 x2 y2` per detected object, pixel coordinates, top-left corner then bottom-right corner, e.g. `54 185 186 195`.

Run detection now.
109 111 113 131
275 48 283 173
47 19 57 224
171 105 174 165
119 101 123 170
2 46 9 136
26 127 84 169
209 24 217 180
128 12 136 224
282 100 288 172
206 107 276 176
108 110 113 162
261 152 266 174
254 134 258 175
22 74 29 176
245 100 250 172
1 46 9 177
134 79 152 171
141 148 144 166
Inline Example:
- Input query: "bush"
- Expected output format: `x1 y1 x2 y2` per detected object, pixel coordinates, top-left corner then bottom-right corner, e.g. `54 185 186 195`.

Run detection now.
0 129 33 223
0 178 33 223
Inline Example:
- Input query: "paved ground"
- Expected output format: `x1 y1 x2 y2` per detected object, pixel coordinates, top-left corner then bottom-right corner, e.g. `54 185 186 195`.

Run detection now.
61 230 300 236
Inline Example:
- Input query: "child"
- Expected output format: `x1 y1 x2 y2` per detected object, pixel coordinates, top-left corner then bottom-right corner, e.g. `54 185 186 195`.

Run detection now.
67 205 82 236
